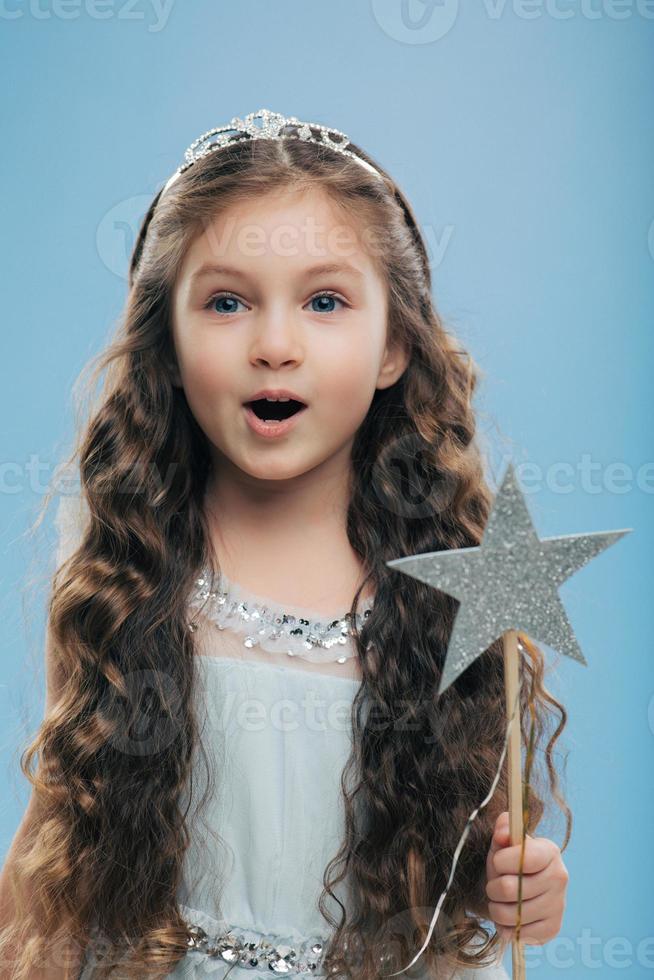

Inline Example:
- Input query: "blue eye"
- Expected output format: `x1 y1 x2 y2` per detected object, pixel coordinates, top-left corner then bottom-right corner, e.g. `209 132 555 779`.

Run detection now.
308 292 346 314
205 291 348 316
207 294 247 316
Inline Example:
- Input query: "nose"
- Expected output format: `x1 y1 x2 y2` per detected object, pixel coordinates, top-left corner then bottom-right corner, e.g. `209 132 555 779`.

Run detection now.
248 305 304 369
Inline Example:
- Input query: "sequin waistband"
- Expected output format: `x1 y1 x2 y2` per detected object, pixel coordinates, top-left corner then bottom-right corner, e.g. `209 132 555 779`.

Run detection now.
185 919 329 975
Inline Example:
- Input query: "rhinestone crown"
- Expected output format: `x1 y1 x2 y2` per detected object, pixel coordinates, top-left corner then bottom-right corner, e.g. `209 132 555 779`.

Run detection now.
161 107 385 196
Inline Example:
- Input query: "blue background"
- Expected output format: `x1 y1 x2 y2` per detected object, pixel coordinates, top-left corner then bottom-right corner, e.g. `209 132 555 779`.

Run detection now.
1 2 652 975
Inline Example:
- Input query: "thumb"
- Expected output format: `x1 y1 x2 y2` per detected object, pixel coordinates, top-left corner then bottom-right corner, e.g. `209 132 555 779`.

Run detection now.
488 811 512 859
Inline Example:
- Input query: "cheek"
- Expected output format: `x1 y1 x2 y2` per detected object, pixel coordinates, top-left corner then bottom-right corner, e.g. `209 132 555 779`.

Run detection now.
316 337 381 415
178 352 237 450
177 336 236 402
190 359 232 399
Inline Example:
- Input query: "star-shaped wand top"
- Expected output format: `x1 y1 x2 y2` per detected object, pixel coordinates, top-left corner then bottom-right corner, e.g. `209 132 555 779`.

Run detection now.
386 462 632 696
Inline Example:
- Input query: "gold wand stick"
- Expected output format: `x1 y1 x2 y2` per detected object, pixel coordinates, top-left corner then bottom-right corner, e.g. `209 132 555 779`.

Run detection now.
503 628 527 980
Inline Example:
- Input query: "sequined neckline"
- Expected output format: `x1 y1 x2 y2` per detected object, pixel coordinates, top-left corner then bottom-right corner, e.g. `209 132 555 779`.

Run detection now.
187 567 375 665
193 566 376 620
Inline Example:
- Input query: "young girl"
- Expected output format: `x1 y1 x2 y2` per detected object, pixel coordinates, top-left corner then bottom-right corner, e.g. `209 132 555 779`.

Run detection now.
0 108 570 979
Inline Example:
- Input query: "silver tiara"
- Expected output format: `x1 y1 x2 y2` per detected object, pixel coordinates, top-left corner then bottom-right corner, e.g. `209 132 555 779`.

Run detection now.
160 107 384 196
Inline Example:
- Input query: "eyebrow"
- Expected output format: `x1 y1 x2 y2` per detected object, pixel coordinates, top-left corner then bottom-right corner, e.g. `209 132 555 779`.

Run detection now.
189 261 365 286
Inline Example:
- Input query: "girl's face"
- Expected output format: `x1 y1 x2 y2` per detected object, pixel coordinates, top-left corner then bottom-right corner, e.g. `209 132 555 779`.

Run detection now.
170 186 408 487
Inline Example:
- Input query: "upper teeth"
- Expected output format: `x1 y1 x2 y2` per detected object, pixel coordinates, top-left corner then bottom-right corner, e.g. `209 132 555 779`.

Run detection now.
264 396 290 401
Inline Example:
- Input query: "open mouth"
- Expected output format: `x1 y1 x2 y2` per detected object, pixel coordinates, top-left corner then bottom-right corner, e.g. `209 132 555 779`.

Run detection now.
245 398 306 422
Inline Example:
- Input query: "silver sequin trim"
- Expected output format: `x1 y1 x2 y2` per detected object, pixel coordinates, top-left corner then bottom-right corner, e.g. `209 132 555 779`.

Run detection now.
187 571 374 665
185 920 328 974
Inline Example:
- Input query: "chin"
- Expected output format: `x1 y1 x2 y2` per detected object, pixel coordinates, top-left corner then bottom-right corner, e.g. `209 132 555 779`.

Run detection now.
236 455 316 484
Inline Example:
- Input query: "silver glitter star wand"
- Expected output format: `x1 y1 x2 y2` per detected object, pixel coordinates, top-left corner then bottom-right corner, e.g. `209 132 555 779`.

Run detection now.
383 461 632 980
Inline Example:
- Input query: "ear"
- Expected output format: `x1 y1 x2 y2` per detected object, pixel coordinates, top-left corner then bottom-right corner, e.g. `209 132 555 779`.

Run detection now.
376 339 410 391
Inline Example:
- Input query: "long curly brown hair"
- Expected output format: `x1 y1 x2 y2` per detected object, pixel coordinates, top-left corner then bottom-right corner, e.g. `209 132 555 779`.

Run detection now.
0 127 572 979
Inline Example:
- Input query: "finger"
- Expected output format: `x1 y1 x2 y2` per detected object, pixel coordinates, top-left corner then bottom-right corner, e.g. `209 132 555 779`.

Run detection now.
488 859 568 903
486 871 552 903
488 811 511 860
488 890 554 928
491 837 558 877
489 811 535 854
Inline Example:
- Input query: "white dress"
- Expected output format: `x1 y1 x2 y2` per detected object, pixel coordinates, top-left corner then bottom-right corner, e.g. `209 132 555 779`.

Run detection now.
168 573 510 980
53 493 509 980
